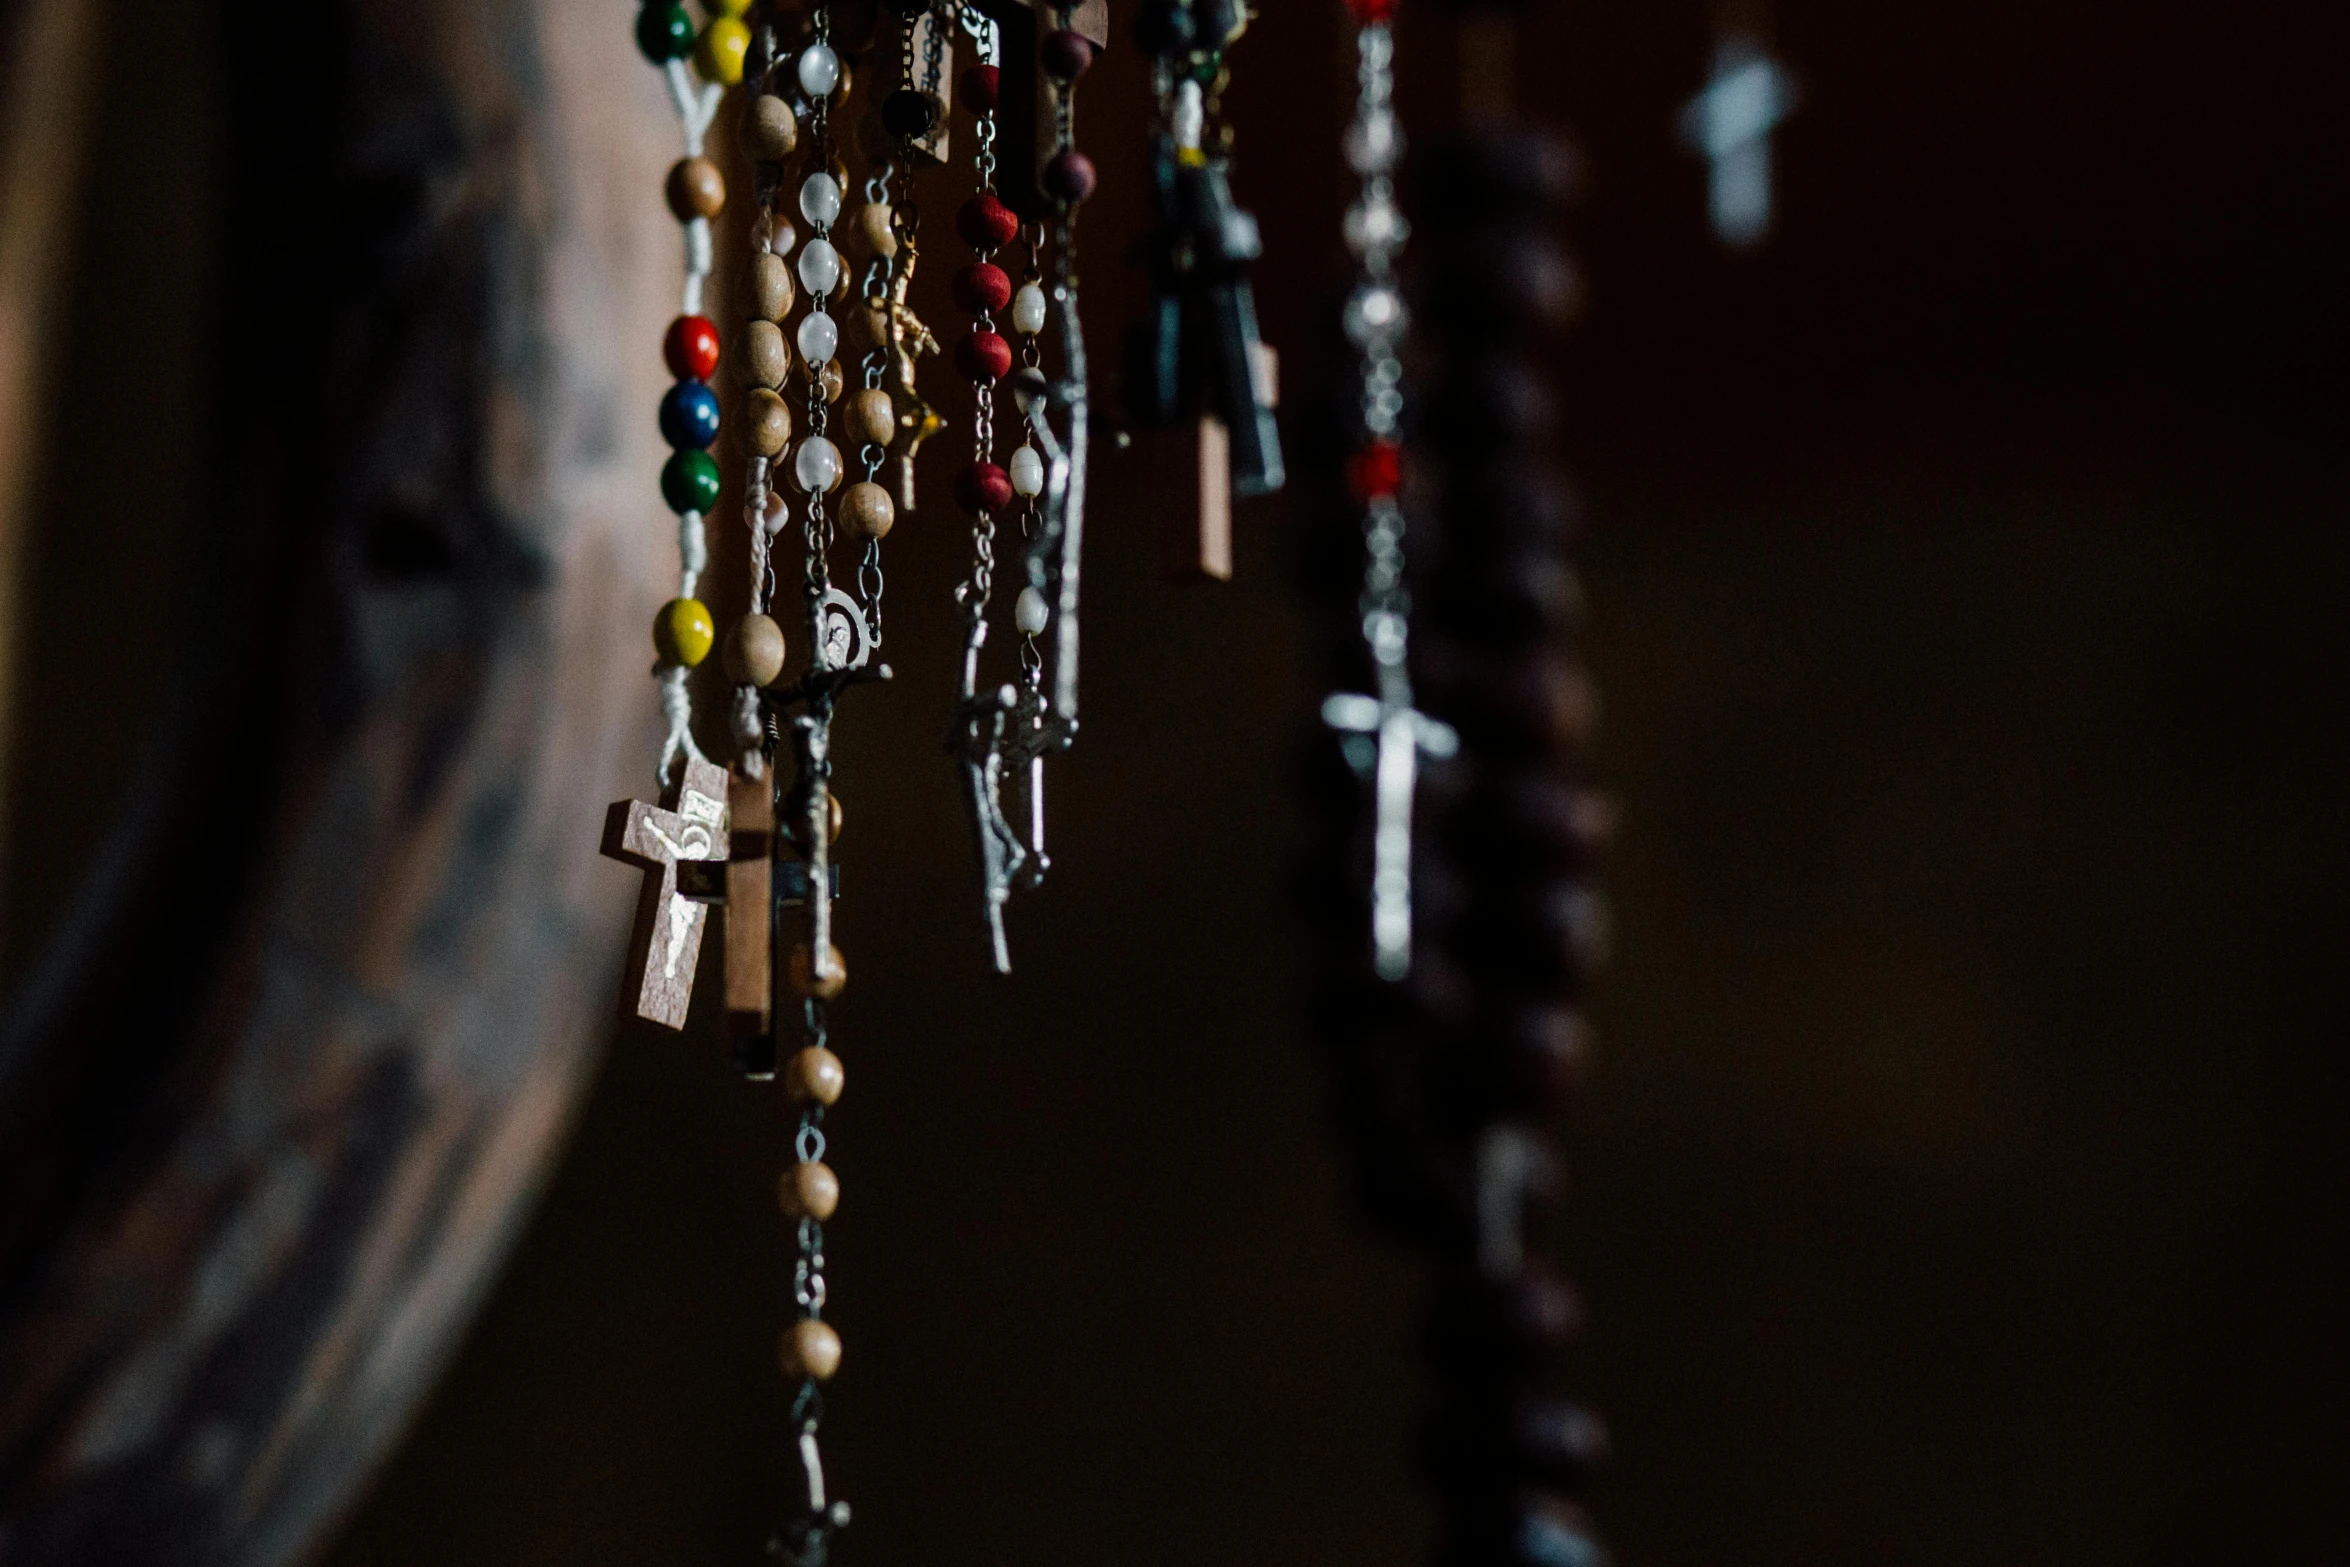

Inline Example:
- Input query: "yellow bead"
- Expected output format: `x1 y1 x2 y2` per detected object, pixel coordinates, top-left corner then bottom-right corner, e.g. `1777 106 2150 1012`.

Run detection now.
695 18 751 85
654 598 715 667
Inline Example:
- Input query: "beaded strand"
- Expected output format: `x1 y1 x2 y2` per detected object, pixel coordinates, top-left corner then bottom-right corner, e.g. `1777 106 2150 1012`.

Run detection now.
636 0 748 782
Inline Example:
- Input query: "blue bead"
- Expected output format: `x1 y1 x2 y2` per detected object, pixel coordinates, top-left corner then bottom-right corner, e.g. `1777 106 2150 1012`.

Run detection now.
660 379 722 451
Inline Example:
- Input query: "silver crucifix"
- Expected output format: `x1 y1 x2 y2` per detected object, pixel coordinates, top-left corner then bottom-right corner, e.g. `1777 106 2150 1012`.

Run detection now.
1322 689 1457 981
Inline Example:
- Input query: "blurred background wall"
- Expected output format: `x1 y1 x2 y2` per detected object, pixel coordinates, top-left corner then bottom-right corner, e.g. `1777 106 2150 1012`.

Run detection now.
5 0 2346 1564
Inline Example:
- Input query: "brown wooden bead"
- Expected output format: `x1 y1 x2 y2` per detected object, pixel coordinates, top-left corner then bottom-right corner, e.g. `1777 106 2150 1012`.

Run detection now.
784 1042 846 1102
780 789 845 852
779 1318 842 1382
744 388 793 457
840 481 895 541
858 201 898 259
752 251 796 322
809 358 845 404
740 93 799 161
666 156 725 221
779 1160 840 1221
723 613 787 687
843 388 896 449
848 303 891 353
736 320 789 389
787 943 847 1003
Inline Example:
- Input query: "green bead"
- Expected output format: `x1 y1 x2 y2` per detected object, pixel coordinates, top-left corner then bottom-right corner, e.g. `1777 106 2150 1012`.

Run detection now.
636 2 694 63
661 449 722 514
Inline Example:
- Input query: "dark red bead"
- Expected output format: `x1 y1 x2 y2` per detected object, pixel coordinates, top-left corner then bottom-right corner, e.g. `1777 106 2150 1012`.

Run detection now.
1042 150 1098 204
664 314 721 381
958 64 1000 114
1041 29 1098 80
1346 0 1397 20
956 193 1021 252
955 330 1013 383
951 262 1012 314
1346 439 1404 500
956 460 1014 515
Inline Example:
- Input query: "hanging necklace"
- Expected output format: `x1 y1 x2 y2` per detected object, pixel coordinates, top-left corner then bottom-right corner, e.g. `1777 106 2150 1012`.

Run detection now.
1309 4 1609 1562
1320 0 1453 984
946 0 1098 974
601 0 753 1032
1127 0 1283 582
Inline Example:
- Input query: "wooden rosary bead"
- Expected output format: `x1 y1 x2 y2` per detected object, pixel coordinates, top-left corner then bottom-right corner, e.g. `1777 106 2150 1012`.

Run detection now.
843 388 897 449
779 1160 841 1222
744 388 793 456
952 262 1012 314
956 193 1019 252
785 1042 846 1102
723 613 788 687
957 63 1000 115
740 93 800 161
653 598 715 668
840 481 895 541
783 790 846 852
788 946 849 1004
736 320 790 389
956 460 1012 515
752 251 797 322
858 200 898 259
1042 150 1097 205
808 358 845 404
666 156 726 221
779 1318 843 1382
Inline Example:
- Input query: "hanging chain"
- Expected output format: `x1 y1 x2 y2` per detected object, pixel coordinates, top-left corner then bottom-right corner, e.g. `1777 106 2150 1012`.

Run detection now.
1343 17 1413 706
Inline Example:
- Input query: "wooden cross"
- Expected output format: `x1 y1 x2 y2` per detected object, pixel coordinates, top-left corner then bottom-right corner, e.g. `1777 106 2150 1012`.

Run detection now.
601 755 730 1029
1169 341 1277 583
1322 690 1458 982
674 767 775 1042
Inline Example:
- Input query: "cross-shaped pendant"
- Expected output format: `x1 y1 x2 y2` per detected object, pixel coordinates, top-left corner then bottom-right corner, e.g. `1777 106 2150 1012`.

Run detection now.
1322 690 1458 981
602 754 731 1029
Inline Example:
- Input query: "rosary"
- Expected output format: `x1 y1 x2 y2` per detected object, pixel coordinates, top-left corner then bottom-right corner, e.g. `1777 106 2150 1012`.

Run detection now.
599 1 1605 1559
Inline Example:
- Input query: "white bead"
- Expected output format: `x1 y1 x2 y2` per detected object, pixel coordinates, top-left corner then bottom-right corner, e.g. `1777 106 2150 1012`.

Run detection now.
748 486 789 535
1344 196 1409 257
794 436 843 494
1345 112 1403 174
797 237 841 296
1015 587 1050 636
1008 444 1045 497
1011 283 1049 335
796 43 840 98
1344 284 1408 347
799 172 842 227
796 311 839 366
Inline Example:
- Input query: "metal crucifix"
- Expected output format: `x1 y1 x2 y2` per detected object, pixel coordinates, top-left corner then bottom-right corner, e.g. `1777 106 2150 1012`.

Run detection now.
951 283 1087 974
1321 687 1457 983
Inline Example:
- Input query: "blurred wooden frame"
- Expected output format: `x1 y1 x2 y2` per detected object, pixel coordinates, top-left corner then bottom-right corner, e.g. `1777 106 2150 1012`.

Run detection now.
0 0 105 814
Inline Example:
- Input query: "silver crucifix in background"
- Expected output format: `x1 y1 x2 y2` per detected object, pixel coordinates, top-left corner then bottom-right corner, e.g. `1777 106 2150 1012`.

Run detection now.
1680 18 1797 249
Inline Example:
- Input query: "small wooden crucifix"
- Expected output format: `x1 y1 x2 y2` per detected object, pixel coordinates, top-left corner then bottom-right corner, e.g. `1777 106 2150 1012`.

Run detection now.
602 755 731 1029
1322 689 1458 982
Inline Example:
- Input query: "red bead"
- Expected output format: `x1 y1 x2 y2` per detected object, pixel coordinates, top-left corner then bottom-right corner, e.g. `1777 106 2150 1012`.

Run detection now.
957 193 1020 253
1346 440 1404 500
958 64 1000 114
1346 0 1398 19
1042 150 1097 204
952 262 1012 315
956 460 1013 515
955 330 1013 382
1041 29 1097 80
664 314 721 381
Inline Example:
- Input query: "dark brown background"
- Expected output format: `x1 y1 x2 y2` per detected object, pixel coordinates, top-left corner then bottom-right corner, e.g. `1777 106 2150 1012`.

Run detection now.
9 0 2345 1562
